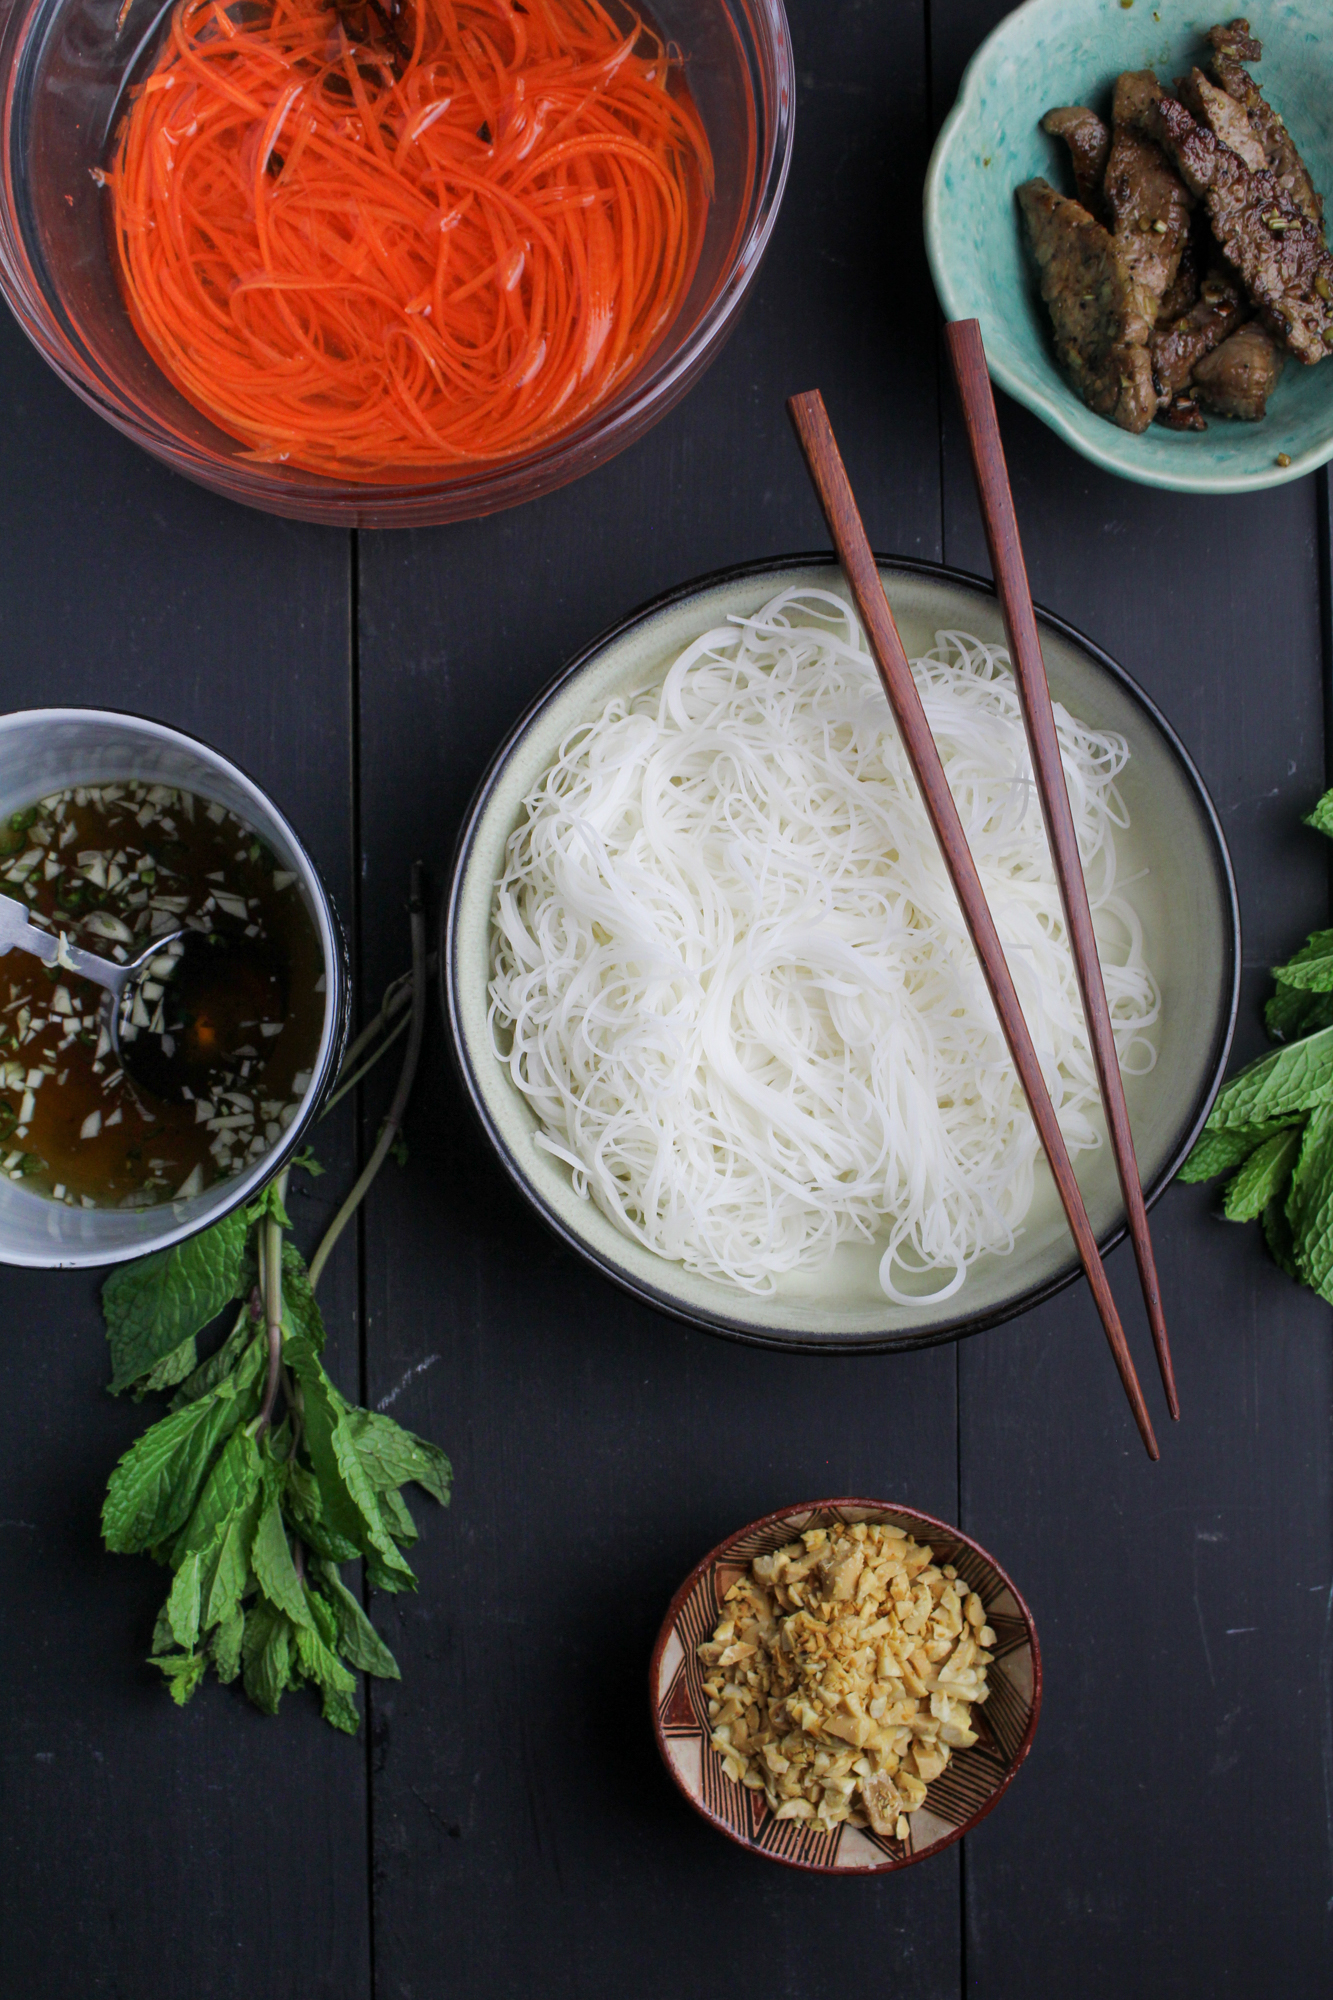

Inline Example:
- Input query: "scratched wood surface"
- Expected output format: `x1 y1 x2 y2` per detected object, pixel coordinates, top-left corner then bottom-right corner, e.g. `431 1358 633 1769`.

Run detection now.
1 0 1331 1995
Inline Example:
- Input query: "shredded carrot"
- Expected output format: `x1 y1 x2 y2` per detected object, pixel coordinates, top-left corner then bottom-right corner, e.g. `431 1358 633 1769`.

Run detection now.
105 0 713 479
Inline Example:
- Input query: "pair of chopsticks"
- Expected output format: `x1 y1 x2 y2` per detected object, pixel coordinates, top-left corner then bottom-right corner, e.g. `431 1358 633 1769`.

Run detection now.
787 321 1176 1460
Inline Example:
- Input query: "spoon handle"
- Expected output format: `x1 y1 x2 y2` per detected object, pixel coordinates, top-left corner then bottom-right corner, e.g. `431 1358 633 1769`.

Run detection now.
0 892 126 997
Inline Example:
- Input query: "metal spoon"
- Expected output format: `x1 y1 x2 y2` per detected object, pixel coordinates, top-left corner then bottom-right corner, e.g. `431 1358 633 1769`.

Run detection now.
0 890 288 1105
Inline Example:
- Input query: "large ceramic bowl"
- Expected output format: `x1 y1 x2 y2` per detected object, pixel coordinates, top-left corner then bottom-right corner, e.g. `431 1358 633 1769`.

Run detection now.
444 554 1240 1352
0 0 793 527
925 0 1333 493
649 1498 1041 1873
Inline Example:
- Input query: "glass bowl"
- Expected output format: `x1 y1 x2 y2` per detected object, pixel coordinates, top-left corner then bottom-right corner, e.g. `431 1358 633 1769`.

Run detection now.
0 0 793 527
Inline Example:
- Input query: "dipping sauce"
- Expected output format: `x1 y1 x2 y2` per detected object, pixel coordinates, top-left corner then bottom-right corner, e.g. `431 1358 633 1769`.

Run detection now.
0 783 324 1208
102 0 713 481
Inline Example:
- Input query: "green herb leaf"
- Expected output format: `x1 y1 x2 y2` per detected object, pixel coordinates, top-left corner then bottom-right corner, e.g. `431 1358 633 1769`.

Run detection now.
293 1619 360 1734
1303 789 1333 839
282 1243 326 1356
376 1485 419 1548
151 1650 208 1707
1222 1126 1303 1222
102 1374 252 1555
171 1305 257 1409
1284 1100 1333 1302
1204 1027 1333 1128
166 1550 203 1650
135 1335 199 1402
1264 983 1333 1044
1271 930 1333 992
331 1415 417 1589
212 1606 245 1684
313 1563 401 1680
252 1478 313 1627
290 1146 324 1179
242 1603 292 1716
103 1209 248 1395
170 1359 266 1564
197 1440 265 1631
284 1461 362 1565
1179 1118 1300 1183
344 1408 452 1506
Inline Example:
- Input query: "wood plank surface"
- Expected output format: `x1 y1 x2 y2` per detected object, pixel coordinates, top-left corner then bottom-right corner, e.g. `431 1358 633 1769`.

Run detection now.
353 5 964 1993
0 309 370 2000
931 3 1333 1990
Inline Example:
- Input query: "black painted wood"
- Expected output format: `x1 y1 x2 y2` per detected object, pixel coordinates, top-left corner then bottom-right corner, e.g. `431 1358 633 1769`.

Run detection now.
0 308 369 2000
354 4 962 1994
931 3 1333 1990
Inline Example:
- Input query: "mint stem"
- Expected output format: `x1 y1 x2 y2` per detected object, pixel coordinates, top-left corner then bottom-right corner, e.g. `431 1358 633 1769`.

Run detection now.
307 864 427 1294
255 1168 291 1435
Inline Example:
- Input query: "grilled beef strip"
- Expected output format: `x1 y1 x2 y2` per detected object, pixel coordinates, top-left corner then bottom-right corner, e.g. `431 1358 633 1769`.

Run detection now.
1157 210 1207 322
1152 94 1333 364
1192 319 1285 417
1041 106 1111 216
1017 178 1158 431
1178 67 1267 171
1102 120 1194 321
1150 266 1248 397
1207 18 1323 231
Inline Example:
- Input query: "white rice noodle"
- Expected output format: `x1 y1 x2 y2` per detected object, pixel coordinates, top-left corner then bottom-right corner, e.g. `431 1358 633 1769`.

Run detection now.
489 588 1159 1299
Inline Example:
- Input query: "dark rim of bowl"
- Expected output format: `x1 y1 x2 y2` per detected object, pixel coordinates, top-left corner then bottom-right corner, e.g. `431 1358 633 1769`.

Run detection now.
442 552 1242 1355
646 1496 1044 1873
0 704 350 1268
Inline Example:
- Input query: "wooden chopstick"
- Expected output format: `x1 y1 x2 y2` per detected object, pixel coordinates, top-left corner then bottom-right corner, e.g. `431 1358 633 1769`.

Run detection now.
786 388 1159 1460
943 318 1179 1423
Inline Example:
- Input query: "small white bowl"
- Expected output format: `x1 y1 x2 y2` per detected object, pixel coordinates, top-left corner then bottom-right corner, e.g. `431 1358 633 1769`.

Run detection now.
0 709 348 1267
444 556 1239 1351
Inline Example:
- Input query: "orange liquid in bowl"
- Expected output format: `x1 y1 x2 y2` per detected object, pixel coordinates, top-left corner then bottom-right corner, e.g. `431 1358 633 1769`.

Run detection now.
101 0 713 481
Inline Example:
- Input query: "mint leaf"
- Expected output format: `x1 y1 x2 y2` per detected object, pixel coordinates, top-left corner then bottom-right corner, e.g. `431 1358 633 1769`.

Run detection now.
285 1461 361 1565
1303 789 1333 839
344 1408 452 1506
167 1551 203 1650
104 1210 248 1394
293 1621 359 1734
171 1305 257 1409
242 1603 292 1716
212 1606 245 1685
282 1244 326 1356
1223 1127 1302 1222
252 1480 312 1628
151 1651 208 1706
1263 1192 1300 1278
195 1435 264 1630
102 1376 251 1555
1206 1028 1333 1127
1271 930 1333 993
331 1416 417 1589
1284 1101 1333 1301
1179 1118 1299 1183
376 1486 419 1548
313 1563 401 1680
1264 983 1333 1044
170 1359 266 1563
136 1335 199 1402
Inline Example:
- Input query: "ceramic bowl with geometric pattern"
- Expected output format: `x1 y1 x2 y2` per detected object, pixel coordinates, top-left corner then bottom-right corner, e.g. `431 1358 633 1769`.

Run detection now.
650 1499 1042 1872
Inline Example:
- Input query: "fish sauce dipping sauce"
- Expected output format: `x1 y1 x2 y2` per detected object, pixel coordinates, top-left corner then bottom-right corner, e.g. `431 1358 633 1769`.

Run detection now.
0 783 323 1209
0 711 346 1269
99 0 714 483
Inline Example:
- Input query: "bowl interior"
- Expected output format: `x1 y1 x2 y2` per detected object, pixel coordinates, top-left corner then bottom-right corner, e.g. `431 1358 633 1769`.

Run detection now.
448 556 1238 1350
1 0 789 520
651 1500 1040 1873
0 710 346 1268
925 0 1333 492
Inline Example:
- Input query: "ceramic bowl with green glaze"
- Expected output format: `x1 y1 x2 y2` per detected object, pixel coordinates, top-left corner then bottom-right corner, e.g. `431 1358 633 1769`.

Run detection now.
444 556 1240 1354
925 0 1333 493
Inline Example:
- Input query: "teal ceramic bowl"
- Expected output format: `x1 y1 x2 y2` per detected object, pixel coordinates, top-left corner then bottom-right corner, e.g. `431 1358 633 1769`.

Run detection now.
925 0 1333 493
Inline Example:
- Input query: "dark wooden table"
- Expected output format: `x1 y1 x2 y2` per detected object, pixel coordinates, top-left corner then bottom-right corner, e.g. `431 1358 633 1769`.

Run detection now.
2 3 1331 1993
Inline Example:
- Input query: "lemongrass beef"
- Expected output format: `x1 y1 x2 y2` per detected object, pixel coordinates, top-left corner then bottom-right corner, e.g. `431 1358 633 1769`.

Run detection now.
489 587 1159 1300
0 783 323 1207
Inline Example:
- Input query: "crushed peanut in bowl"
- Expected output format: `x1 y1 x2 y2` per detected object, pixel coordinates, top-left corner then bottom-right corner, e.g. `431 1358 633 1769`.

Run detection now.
698 1522 997 1841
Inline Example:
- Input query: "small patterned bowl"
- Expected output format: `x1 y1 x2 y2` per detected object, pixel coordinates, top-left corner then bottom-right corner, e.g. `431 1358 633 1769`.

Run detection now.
650 1499 1041 1872
924 0 1333 493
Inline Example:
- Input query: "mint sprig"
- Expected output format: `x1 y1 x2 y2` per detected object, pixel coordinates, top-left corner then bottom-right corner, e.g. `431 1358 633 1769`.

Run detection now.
99 866 446 1732
1181 792 1333 1303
